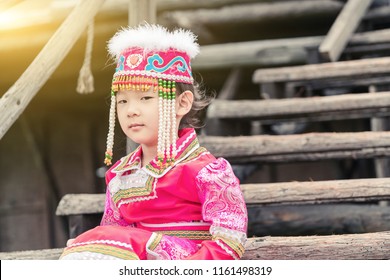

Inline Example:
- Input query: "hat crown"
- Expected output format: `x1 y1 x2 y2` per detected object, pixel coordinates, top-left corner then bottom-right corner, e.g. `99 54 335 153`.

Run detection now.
108 23 200 60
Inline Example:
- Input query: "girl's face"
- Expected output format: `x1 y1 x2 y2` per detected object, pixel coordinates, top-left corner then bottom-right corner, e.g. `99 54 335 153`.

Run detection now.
116 87 160 149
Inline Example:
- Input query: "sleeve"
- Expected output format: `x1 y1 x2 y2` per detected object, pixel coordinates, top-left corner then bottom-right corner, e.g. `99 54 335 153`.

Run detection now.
184 158 248 260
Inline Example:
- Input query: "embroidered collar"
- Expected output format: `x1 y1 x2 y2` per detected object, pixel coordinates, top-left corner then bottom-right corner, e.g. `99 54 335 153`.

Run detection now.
111 128 200 178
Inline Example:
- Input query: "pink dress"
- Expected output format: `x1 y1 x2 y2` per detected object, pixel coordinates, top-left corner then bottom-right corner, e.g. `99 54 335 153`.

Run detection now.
60 128 248 260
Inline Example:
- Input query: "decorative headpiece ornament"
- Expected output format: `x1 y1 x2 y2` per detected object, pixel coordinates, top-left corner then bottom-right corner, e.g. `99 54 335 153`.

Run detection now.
104 23 199 166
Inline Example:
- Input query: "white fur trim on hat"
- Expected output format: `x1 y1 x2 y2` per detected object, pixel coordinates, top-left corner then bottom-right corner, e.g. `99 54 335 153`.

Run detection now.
107 23 200 59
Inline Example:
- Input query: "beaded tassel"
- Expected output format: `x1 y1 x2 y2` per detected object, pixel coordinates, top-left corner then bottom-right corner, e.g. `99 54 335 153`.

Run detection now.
104 89 116 165
156 79 177 167
171 81 177 160
164 80 171 164
157 79 165 166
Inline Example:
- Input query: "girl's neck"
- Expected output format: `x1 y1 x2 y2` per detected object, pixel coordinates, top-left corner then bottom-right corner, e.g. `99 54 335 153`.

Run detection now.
140 144 157 168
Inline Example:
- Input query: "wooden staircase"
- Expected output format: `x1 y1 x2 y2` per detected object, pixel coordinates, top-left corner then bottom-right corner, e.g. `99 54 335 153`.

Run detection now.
2 0 390 260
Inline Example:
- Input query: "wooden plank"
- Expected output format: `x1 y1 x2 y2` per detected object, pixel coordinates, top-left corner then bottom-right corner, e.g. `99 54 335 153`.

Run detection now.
319 0 374 62
56 194 105 216
252 56 390 84
160 0 342 29
1 231 389 259
248 204 390 237
158 0 290 11
364 5 390 23
243 231 390 260
56 177 390 217
199 131 390 163
243 178 390 205
0 0 106 140
0 248 63 260
207 91 390 120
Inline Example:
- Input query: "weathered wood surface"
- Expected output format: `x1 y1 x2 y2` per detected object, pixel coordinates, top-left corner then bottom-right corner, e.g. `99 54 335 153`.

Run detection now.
207 91 390 122
128 0 156 26
56 194 105 215
160 0 342 29
0 248 64 260
252 56 390 84
200 131 390 163
365 5 390 23
248 204 390 236
1 231 389 260
319 0 374 62
56 177 390 217
243 178 390 205
243 231 390 260
0 0 106 140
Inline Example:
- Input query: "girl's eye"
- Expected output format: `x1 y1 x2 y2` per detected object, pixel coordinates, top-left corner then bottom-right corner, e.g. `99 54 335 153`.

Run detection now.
141 96 153 101
117 99 127 104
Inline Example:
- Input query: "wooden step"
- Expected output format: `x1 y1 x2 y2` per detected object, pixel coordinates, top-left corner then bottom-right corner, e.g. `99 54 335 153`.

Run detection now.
253 56 390 84
199 131 390 163
1 231 389 260
56 178 390 217
207 91 390 123
193 28 390 69
55 178 390 238
248 203 390 237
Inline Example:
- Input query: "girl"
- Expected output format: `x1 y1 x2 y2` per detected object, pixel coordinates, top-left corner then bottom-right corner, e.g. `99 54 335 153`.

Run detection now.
60 24 248 260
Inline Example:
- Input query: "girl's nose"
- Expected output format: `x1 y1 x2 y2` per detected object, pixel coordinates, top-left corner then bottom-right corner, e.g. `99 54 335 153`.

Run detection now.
126 103 140 117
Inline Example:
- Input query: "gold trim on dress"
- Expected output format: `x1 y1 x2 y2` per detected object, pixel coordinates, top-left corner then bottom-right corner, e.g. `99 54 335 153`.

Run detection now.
61 244 140 260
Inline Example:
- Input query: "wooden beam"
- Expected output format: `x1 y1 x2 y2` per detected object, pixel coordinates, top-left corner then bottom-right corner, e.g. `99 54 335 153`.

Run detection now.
243 177 390 205
56 193 105 215
252 56 390 84
1 231 389 259
0 0 106 140
128 0 156 26
160 0 342 29
243 231 390 260
319 0 374 62
157 0 305 12
199 131 390 163
193 28 390 70
248 204 390 236
207 91 390 121
56 177 390 217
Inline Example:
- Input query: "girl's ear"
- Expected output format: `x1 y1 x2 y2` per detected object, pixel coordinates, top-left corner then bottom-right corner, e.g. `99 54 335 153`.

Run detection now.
176 90 194 117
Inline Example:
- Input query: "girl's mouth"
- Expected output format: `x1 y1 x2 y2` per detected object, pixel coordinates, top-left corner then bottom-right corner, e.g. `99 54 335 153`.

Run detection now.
129 123 144 129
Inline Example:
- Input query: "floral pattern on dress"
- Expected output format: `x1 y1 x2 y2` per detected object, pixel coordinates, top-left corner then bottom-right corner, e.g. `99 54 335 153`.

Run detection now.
101 188 130 227
147 233 199 260
196 158 248 257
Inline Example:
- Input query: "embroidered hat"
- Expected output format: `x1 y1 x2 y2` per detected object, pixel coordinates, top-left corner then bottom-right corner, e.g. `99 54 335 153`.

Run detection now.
104 23 200 166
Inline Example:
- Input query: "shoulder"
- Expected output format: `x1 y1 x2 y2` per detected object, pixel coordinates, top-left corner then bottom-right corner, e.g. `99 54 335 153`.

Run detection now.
176 146 215 172
196 157 239 186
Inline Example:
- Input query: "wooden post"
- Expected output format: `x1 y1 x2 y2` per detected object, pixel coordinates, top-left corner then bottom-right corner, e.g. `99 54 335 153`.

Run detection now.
126 0 157 153
0 0 106 140
128 0 156 26
319 0 374 62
